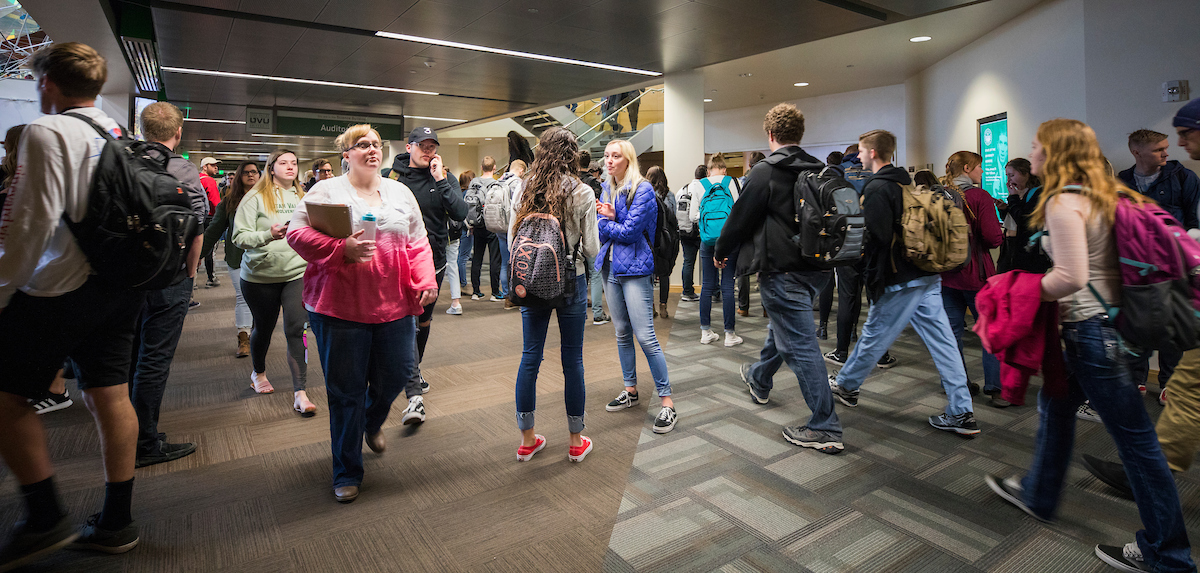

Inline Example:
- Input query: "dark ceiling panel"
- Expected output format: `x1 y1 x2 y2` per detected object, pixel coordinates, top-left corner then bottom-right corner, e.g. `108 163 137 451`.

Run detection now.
860 0 976 17
235 0 329 21
270 28 372 79
152 8 233 71
312 0 419 30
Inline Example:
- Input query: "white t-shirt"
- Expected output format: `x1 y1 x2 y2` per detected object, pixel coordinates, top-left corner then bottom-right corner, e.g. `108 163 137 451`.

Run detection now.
0 107 122 310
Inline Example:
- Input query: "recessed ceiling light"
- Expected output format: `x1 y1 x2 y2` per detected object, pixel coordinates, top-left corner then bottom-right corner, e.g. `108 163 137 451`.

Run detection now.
910 36 932 42
485 138 492 140
458 142 466 145
794 82 809 87
374 31 661 76
703 98 713 102
162 66 440 96
184 118 245 124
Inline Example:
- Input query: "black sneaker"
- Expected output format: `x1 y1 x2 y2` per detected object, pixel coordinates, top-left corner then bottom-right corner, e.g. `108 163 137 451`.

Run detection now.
782 425 844 454
929 412 980 436
680 293 699 302
652 407 677 434
135 440 197 468
188 299 201 310
593 313 611 325
875 353 898 369
1095 543 1150 572
828 375 859 407
1081 454 1134 500
966 381 980 396
419 376 430 394
69 513 139 554
823 350 847 366
816 323 828 340
31 389 73 414
984 474 1052 523
606 390 638 412
0 515 78 571
740 363 768 405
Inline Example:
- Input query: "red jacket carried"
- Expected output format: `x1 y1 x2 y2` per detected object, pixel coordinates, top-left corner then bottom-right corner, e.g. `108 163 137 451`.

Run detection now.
974 270 1067 405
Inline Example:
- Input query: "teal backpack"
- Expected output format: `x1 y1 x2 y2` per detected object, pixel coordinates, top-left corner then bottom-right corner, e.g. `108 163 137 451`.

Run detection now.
698 176 736 246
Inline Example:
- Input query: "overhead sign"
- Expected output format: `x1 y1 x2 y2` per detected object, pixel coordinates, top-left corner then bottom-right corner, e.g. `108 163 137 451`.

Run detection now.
978 112 1009 201
274 109 404 140
245 108 274 133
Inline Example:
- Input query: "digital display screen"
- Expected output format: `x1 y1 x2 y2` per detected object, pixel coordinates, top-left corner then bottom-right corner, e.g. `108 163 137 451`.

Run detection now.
978 112 1009 200
131 96 156 141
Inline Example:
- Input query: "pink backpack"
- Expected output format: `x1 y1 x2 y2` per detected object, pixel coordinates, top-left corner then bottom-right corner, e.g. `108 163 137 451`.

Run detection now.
1082 186 1200 352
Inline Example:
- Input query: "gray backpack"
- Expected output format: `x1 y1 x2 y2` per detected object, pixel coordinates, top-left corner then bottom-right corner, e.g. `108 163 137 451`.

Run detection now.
483 177 513 234
508 212 579 308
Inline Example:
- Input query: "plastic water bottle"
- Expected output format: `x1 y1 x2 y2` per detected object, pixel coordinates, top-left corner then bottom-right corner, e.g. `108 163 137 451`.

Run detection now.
361 213 377 241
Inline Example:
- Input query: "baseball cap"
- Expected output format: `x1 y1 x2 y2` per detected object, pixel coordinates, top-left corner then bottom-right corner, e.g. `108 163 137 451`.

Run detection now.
1173 99 1200 131
200 157 220 167
408 127 438 145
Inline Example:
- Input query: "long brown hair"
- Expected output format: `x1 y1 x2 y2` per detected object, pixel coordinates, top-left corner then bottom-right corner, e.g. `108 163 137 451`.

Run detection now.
512 127 581 231
1 124 25 189
1006 157 1042 191
1030 119 1146 228
248 149 304 215
225 160 259 216
646 166 670 200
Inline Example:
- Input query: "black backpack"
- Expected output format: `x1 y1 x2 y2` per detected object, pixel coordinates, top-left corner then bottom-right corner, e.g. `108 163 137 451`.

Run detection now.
464 180 486 228
791 166 866 269
508 212 580 308
624 189 679 276
62 113 200 290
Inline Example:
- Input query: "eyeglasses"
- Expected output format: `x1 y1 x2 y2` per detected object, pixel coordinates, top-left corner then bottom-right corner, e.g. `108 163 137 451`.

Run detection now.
242 170 260 176
317 168 334 174
352 141 383 151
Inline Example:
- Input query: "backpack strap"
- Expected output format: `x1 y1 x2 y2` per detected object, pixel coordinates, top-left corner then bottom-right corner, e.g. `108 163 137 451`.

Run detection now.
63 112 120 142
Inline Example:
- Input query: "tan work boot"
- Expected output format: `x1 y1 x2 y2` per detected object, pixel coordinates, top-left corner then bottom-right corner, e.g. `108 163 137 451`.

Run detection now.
236 331 250 358
660 303 669 319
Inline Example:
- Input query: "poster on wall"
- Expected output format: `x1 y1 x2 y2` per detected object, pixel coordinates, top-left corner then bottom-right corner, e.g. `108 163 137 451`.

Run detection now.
978 112 1009 201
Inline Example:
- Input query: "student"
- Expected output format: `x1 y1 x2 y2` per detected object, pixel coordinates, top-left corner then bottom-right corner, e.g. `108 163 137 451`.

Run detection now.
691 155 743 346
985 119 1194 573
718 103 843 453
940 151 1004 399
510 127 600 462
737 151 765 316
202 161 259 357
197 157 222 288
645 166 676 319
456 172 474 297
468 157 503 302
828 130 979 437
305 159 333 192
445 169 473 316
578 151 609 325
598 139 676 434
288 124 436 503
0 42 151 566
495 159 527 309
996 158 1051 275
676 165 706 303
232 149 314 416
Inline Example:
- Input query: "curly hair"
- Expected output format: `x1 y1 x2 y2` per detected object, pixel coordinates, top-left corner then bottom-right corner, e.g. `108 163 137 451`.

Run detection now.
762 103 805 144
511 127 582 232
1030 119 1146 228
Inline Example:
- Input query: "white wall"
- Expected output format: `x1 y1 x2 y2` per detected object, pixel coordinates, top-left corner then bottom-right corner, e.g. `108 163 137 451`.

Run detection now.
704 84 908 165
0 79 40 141
1083 0 1200 174
909 0 1087 171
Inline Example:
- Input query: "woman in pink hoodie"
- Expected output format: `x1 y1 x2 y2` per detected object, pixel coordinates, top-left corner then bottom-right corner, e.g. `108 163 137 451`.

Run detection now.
287 124 437 504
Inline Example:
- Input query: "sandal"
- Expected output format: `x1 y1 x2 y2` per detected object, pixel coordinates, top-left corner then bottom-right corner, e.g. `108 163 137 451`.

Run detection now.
250 371 274 394
294 391 317 417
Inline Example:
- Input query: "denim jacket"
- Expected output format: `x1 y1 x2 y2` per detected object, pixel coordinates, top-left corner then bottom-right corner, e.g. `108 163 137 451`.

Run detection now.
596 180 657 277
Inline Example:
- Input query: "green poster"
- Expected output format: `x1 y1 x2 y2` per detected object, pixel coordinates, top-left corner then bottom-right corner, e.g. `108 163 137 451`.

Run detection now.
979 117 1009 201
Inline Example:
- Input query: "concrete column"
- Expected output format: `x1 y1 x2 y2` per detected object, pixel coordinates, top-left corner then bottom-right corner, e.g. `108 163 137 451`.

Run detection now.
664 70 705 190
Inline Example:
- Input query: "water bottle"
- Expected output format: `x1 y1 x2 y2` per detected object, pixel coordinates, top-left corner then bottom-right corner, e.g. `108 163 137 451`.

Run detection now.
361 213 377 242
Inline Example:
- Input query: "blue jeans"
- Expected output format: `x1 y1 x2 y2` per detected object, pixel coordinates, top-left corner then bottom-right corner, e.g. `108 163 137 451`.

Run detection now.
835 276 973 416
941 286 1000 393
603 263 672 397
1020 317 1194 572
515 275 587 433
309 312 415 488
498 233 511 298
680 237 700 297
445 239 461 300
699 243 737 332
130 277 193 456
746 271 841 436
457 232 473 288
585 256 605 319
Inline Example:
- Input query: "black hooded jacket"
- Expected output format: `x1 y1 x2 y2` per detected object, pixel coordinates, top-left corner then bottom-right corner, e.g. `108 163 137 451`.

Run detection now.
714 145 829 276
389 153 467 271
861 164 935 301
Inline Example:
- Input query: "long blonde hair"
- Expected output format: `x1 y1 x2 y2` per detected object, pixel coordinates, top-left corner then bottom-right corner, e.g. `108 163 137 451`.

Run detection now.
1030 119 1145 228
604 139 644 202
249 149 305 215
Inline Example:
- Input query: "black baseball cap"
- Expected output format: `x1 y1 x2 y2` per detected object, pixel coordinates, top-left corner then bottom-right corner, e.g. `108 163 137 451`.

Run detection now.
408 126 439 145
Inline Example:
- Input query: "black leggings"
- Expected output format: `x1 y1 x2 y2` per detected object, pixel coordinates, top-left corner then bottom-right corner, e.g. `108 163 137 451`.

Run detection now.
657 272 671 304
240 278 307 392
472 230 502 296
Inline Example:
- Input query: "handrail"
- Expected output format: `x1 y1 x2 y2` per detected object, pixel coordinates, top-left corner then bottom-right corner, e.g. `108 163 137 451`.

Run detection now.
576 88 662 142
560 99 606 132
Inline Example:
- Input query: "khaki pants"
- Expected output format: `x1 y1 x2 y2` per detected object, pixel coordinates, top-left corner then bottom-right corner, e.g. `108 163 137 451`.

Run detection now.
1157 347 1200 472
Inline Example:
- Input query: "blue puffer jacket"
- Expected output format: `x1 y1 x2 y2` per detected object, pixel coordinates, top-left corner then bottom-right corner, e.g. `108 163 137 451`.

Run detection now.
596 180 657 277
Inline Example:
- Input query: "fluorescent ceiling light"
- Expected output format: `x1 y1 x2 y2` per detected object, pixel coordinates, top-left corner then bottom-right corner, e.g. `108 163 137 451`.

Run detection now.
162 66 440 96
794 82 809 87
703 98 712 102
405 114 467 122
185 118 246 124
910 36 932 42
458 142 466 145
484 138 492 140
374 31 661 77
196 139 281 145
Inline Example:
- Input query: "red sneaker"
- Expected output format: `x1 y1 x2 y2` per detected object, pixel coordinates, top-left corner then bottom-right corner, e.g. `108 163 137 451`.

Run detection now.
1160 388 1168 406
517 434 546 461
568 436 594 462
1138 384 1147 396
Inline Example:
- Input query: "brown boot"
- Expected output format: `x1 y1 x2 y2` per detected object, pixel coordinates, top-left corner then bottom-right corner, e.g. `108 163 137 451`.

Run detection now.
660 303 669 319
237 332 250 358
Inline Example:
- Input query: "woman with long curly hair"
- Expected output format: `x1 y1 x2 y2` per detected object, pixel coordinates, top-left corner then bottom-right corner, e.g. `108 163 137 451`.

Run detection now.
509 127 599 462
985 119 1194 573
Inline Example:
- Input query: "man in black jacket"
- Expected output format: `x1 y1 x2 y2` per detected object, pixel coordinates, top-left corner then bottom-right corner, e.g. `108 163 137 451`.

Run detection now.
715 103 843 454
827 130 979 437
388 127 467 411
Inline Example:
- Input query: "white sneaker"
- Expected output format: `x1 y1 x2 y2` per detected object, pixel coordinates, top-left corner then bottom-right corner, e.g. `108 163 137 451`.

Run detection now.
700 329 720 345
446 305 463 315
401 396 426 425
724 332 744 347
